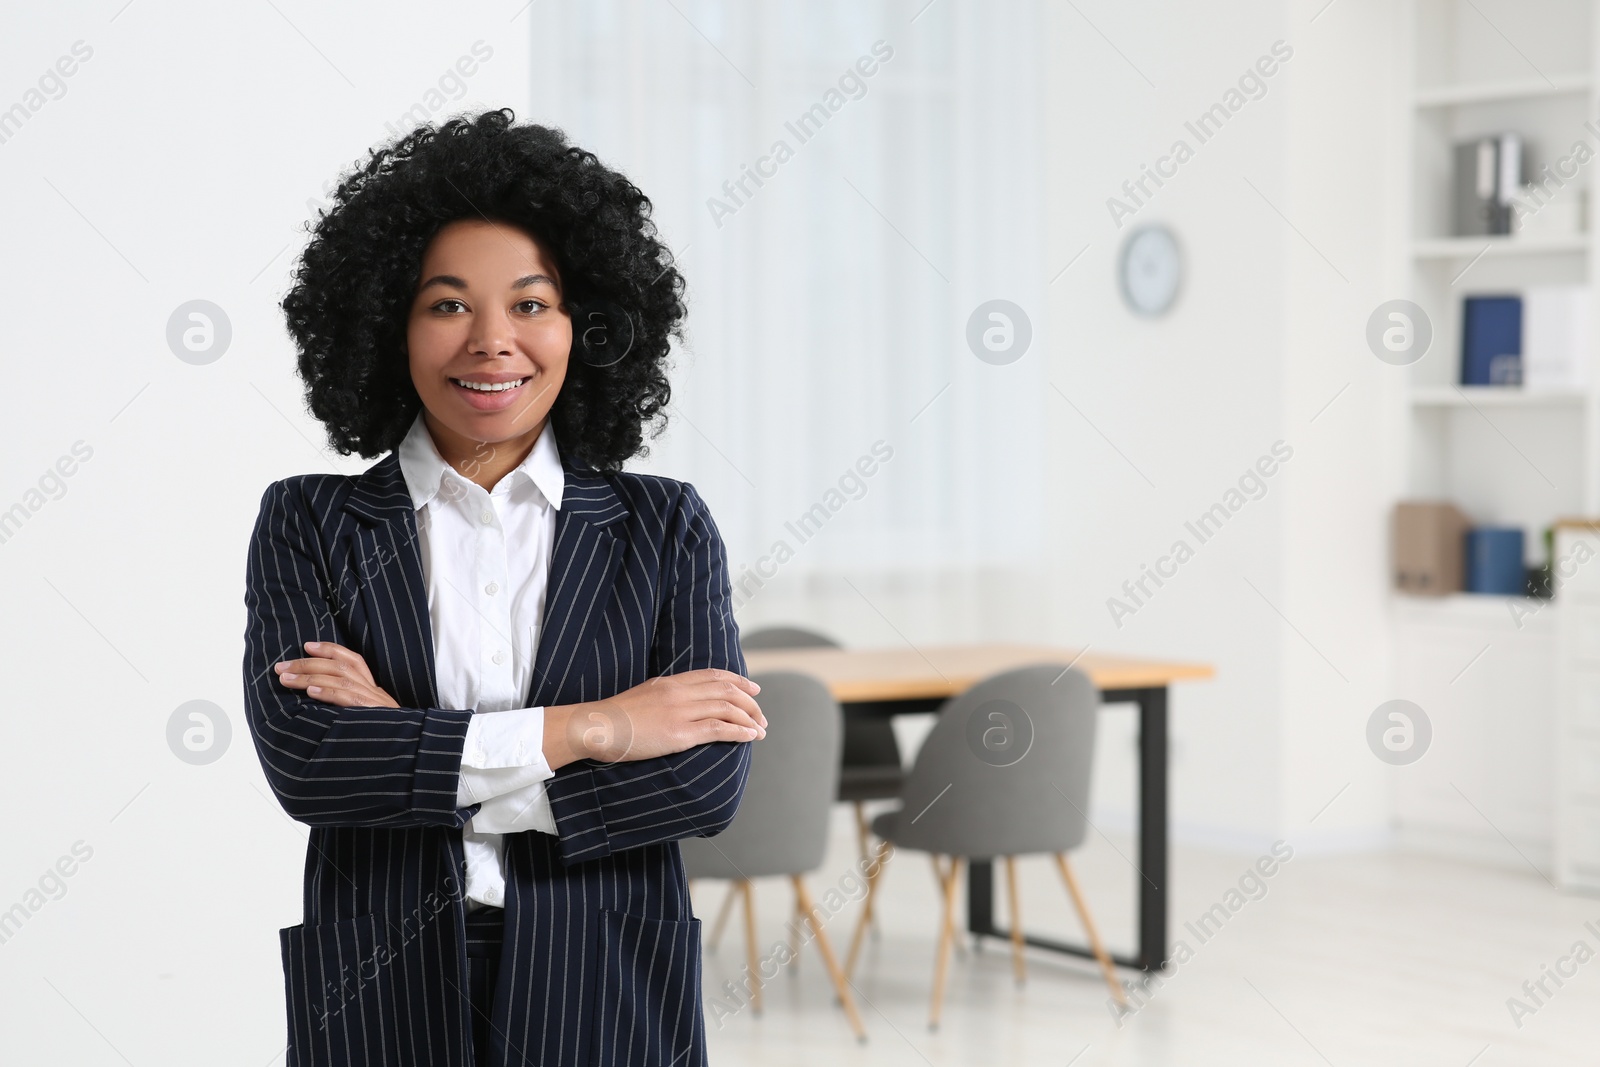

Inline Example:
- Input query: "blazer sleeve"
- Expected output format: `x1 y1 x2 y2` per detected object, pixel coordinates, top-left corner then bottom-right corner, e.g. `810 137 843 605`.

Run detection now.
543 481 753 865
242 478 475 830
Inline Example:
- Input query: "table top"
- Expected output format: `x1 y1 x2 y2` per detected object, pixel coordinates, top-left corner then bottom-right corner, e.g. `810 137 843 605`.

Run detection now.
741 642 1215 703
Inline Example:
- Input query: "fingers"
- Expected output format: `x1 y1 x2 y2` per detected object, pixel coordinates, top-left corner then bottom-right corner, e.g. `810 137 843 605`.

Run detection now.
281 673 381 707
679 680 766 728
663 671 766 728
558 692 765 765
684 696 765 738
672 668 761 696
273 653 394 708
698 718 763 744
274 657 350 687
275 641 376 684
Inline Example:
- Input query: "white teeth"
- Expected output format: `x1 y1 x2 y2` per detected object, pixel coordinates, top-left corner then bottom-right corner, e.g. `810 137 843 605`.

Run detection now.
452 377 527 393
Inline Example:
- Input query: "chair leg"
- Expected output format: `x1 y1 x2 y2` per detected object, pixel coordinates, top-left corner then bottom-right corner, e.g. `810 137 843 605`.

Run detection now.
845 840 892 978
1054 853 1126 1007
789 891 803 976
929 856 964 1031
931 854 967 959
739 879 763 1015
934 857 953 940
855 803 882 939
707 881 738 952
1004 856 1026 986
793 875 868 1043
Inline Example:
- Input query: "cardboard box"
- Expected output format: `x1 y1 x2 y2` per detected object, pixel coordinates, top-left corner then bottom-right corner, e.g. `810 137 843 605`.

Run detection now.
1393 501 1469 595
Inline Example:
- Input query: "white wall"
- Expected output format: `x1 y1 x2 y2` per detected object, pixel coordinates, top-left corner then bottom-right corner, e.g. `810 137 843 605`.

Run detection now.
1039 0 1401 851
1041 0 1275 848
1041 1 1290 849
1278 0 1406 851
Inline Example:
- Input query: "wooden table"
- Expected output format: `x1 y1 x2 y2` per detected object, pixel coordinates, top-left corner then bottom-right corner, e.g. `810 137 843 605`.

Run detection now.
741 642 1215 972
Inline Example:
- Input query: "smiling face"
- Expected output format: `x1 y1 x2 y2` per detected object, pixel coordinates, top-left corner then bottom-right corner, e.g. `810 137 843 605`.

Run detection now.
406 218 572 479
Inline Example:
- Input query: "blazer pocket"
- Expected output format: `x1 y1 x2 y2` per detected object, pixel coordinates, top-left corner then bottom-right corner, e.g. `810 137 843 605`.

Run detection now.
590 909 705 1067
280 914 398 1067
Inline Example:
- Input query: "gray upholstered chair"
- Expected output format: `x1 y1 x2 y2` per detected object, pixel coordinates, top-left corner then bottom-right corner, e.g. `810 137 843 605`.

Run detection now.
844 664 1126 1029
740 626 906 869
679 670 866 1041
739 625 839 652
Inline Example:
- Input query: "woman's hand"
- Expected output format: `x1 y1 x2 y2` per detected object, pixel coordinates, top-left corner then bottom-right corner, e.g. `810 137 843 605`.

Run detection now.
544 669 766 769
274 641 400 708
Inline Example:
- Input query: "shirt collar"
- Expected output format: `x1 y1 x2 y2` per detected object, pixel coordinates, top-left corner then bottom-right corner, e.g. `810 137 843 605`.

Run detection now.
396 407 564 512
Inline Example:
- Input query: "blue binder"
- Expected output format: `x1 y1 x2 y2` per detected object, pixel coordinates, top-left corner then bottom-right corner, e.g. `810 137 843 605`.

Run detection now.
1461 296 1522 385
1466 527 1525 594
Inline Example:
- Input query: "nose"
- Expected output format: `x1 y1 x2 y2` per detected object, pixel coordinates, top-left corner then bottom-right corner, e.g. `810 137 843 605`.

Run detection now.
466 304 515 357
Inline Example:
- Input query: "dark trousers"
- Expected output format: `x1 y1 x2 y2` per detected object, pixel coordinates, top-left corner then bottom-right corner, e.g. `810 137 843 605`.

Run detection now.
464 904 505 1066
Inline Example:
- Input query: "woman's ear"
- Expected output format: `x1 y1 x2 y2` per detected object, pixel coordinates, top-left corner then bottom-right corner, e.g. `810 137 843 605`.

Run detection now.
568 298 637 368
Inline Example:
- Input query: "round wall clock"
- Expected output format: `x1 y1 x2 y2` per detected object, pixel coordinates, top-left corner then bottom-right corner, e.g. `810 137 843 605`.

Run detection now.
1118 224 1182 317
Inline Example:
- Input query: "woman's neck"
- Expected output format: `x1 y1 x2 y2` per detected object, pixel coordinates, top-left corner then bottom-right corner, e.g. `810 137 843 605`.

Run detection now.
423 410 544 492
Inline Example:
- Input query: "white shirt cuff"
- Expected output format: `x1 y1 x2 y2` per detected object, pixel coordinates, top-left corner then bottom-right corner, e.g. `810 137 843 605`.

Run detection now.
456 706 557 835
470 781 558 835
459 705 551 773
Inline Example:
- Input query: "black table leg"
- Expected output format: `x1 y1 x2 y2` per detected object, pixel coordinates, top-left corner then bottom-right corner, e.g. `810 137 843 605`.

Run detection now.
1133 685 1168 971
966 685 1169 972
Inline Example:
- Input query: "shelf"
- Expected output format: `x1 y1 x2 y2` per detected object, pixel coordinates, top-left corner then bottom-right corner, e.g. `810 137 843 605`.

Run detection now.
1390 592 1556 634
1410 385 1590 407
1413 74 1592 107
1412 234 1590 258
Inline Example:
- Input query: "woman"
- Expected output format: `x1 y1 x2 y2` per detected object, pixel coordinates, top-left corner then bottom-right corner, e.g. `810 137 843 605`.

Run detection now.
243 108 765 1067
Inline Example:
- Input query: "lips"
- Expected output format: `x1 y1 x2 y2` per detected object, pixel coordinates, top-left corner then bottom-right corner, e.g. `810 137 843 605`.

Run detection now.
449 375 531 412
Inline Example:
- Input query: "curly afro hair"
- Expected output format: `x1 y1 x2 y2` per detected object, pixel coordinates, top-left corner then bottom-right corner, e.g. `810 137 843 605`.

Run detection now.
281 108 686 472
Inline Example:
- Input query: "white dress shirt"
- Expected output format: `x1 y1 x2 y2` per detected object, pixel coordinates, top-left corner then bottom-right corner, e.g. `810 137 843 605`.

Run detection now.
396 408 564 911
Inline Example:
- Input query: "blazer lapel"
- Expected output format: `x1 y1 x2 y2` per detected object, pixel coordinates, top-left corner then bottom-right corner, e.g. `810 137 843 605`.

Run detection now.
528 467 631 705
343 452 440 711
341 451 633 711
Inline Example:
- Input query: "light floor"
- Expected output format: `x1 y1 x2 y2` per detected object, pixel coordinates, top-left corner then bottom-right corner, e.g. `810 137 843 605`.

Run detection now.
694 811 1600 1066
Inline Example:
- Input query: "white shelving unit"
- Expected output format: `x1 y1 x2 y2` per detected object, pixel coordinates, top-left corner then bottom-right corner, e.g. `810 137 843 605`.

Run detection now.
1413 74 1592 108
1410 233 1590 258
1554 521 1600 893
1402 2 1600 535
1409 384 1589 406
1393 0 1600 882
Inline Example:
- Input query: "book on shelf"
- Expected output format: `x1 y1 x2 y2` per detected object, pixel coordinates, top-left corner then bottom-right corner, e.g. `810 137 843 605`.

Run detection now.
1523 285 1592 390
1461 295 1522 386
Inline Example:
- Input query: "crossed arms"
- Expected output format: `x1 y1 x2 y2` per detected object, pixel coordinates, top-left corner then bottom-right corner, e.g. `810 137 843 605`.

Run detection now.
242 478 762 864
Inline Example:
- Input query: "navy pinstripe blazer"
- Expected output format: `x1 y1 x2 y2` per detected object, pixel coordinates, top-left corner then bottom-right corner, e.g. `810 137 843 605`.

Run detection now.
242 446 751 1067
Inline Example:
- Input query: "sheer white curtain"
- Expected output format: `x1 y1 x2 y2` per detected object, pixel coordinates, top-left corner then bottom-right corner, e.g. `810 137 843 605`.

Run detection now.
526 0 1048 633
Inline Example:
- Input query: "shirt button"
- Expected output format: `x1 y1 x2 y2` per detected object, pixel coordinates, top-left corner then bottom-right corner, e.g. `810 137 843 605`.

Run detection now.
480 511 493 525
488 887 501 903
485 581 498 595
493 650 505 665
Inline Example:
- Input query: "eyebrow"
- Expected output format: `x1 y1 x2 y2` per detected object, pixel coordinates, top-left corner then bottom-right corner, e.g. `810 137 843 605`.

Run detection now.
416 273 560 293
